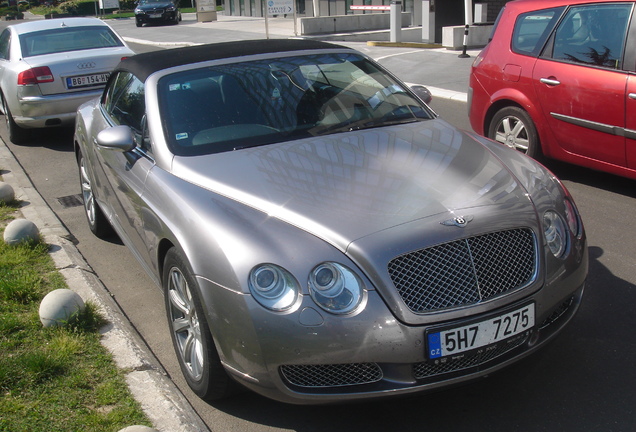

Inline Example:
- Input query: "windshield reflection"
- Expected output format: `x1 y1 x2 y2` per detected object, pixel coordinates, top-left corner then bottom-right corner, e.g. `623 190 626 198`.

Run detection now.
159 52 433 156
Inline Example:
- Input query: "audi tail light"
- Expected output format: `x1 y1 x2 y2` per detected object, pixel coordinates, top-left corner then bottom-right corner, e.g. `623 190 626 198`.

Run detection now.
18 67 54 86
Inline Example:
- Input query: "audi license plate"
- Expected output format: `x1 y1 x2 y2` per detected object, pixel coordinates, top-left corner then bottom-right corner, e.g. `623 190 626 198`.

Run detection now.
66 73 110 89
427 303 535 360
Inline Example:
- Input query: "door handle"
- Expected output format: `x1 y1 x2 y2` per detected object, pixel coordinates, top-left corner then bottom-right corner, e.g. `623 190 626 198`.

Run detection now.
540 78 561 86
629 93 636 100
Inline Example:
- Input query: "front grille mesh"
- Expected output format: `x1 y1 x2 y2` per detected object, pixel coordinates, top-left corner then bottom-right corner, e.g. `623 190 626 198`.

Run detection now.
540 296 574 329
280 363 383 388
388 228 536 313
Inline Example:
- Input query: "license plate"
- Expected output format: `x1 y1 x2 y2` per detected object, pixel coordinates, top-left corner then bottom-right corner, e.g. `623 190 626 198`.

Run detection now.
149 13 162 18
66 73 110 89
427 303 535 360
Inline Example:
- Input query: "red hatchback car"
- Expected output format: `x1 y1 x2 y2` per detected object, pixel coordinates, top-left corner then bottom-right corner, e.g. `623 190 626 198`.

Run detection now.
469 0 636 179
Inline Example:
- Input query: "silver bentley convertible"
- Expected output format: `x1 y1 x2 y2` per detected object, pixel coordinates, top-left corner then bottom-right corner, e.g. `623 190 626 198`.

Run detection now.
73 39 588 404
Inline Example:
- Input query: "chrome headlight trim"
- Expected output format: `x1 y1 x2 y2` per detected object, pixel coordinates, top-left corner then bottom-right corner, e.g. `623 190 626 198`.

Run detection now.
309 262 364 315
543 210 567 258
249 264 299 311
564 197 582 239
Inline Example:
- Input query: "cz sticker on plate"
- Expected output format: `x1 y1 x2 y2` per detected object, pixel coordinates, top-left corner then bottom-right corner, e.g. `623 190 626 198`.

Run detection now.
427 303 535 360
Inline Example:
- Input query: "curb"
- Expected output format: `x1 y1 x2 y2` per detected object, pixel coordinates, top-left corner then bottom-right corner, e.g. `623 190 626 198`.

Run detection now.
0 142 210 432
422 85 469 103
123 36 201 48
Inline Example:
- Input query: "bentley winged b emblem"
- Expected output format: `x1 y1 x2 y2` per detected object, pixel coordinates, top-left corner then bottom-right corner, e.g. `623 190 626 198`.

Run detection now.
441 215 474 227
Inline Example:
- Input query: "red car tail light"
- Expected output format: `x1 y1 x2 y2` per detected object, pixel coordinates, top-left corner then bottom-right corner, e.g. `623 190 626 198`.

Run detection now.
17 67 54 85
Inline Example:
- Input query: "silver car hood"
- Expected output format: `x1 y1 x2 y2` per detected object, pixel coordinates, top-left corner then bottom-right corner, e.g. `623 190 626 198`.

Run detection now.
171 119 529 251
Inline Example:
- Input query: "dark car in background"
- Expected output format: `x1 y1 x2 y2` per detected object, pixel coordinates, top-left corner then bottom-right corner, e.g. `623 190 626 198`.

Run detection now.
135 0 181 27
469 0 636 180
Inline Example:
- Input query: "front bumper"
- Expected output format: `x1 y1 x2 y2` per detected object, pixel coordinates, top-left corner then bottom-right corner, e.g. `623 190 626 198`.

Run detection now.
135 11 179 24
14 89 102 128
198 247 587 404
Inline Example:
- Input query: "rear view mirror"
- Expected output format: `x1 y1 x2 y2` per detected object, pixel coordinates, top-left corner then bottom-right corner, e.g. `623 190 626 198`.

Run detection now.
410 85 433 104
96 125 136 152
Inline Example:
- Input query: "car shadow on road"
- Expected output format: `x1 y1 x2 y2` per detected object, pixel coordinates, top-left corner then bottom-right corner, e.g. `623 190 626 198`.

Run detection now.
6 126 75 152
545 159 636 199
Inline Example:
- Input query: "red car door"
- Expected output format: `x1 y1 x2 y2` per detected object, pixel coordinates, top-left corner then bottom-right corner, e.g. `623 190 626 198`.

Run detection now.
626 76 636 168
532 3 632 167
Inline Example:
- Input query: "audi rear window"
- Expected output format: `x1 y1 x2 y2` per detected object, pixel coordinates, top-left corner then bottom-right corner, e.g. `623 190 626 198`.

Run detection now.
20 26 124 57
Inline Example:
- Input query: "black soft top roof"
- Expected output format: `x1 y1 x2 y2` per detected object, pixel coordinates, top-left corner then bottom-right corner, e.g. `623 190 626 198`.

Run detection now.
117 39 351 82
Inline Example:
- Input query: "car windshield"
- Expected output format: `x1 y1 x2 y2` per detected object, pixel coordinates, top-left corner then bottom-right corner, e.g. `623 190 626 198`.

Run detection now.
20 26 124 57
159 52 433 156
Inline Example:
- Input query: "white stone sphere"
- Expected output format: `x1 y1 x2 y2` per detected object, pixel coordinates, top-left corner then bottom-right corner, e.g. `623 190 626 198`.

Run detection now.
4 218 39 245
39 289 85 327
0 182 14 203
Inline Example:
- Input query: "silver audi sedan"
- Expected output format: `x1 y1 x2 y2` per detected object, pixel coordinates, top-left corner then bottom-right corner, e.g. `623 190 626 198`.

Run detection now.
74 39 588 404
0 17 134 143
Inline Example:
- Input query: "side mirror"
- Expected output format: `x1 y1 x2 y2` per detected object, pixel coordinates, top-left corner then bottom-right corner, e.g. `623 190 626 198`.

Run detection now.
410 85 433 105
96 125 136 152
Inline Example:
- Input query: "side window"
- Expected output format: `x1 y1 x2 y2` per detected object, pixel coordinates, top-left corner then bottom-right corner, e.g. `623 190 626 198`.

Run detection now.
0 30 11 60
550 4 633 69
512 7 565 56
102 72 150 151
110 76 145 132
102 72 133 114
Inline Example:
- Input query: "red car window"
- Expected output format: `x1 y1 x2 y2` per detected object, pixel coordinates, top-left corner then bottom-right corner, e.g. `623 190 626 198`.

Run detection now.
512 7 564 56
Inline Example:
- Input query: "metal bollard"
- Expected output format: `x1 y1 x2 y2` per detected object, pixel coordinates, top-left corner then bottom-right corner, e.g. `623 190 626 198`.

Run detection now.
390 1 402 43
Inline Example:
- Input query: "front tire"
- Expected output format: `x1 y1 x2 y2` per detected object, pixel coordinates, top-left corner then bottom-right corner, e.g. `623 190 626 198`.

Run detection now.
2 93 30 144
163 248 237 401
488 106 540 159
78 151 112 238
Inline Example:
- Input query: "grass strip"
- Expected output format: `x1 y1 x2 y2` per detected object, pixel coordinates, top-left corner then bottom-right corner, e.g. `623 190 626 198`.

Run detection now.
0 199 152 431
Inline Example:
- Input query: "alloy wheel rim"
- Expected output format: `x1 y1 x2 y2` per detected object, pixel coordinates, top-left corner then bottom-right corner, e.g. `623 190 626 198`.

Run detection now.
2 97 9 131
168 267 205 381
80 159 96 226
494 116 530 153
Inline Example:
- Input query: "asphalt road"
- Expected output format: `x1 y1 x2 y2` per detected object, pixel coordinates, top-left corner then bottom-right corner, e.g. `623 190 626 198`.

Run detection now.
3 19 636 432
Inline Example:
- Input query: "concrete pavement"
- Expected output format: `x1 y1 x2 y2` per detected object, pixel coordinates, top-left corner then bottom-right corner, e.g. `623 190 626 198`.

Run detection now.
3 12 478 431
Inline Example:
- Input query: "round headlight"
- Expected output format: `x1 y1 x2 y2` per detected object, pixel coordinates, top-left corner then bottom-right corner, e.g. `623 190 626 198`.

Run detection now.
544 210 567 258
249 264 298 311
309 263 363 314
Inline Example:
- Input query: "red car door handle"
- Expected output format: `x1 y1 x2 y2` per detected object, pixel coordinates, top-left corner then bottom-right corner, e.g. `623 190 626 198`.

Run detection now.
629 93 636 100
540 78 561 86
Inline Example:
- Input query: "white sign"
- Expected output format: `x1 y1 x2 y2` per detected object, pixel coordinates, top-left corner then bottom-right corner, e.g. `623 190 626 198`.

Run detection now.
197 0 216 12
267 0 293 16
99 0 120 9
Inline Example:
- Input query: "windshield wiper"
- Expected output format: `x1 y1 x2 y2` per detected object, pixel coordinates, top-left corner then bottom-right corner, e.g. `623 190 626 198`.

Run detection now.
359 115 423 130
314 114 423 136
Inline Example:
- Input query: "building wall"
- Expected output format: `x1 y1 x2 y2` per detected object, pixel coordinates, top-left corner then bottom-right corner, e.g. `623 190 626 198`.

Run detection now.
228 0 515 30
482 0 510 22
